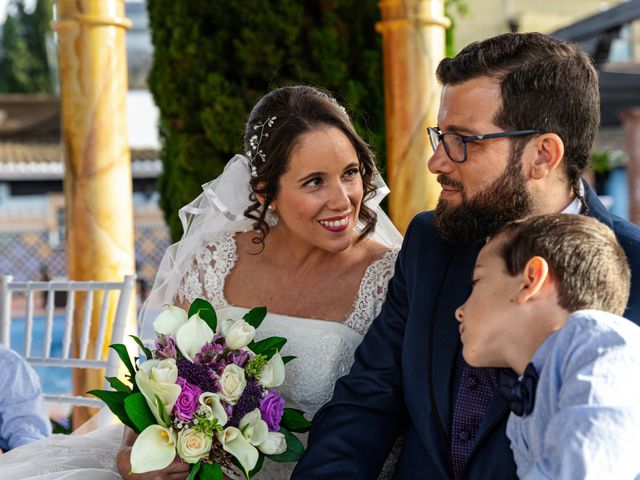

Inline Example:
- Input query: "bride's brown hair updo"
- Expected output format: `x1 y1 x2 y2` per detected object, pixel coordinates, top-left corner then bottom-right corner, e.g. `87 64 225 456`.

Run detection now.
243 85 378 248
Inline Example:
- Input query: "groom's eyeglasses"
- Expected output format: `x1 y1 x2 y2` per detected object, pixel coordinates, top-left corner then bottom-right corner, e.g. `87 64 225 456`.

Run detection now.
427 127 541 163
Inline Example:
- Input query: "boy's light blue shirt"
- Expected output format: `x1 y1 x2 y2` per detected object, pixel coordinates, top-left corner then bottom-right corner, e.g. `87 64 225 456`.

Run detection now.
0 344 51 451
507 309 640 479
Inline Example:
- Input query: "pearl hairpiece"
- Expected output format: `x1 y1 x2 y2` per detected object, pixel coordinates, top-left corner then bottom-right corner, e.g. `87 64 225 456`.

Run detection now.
246 116 277 177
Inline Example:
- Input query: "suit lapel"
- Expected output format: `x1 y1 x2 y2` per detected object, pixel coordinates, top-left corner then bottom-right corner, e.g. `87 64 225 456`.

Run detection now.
429 241 482 442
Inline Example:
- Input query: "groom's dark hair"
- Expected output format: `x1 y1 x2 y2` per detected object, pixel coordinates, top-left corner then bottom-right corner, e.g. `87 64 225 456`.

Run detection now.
436 32 600 207
496 214 630 316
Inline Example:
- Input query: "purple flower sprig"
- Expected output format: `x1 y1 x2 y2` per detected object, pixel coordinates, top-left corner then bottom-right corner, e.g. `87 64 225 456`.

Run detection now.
227 379 264 427
176 358 219 393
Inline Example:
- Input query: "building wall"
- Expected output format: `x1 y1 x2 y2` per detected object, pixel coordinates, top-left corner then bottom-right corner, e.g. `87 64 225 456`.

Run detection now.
452 0 627 52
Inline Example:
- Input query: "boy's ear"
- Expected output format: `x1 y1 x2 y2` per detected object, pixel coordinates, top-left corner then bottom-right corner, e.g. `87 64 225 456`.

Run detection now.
516 256 551 303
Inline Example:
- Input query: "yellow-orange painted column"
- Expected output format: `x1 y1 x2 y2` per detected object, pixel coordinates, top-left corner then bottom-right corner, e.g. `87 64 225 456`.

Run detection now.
53 0 136 427
377 0 449 233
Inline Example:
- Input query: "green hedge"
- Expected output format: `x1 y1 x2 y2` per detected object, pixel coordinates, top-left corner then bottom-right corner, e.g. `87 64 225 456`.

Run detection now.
147 0 385 241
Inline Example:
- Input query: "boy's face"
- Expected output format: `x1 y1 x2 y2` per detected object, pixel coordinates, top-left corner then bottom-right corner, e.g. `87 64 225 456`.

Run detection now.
455 236 523 368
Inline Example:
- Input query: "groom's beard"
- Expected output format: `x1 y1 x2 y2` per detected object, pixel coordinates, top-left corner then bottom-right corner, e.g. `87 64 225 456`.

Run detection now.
434 154 533 243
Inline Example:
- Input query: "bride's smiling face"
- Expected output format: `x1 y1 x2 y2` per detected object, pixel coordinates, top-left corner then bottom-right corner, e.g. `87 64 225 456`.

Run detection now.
271 126 364 253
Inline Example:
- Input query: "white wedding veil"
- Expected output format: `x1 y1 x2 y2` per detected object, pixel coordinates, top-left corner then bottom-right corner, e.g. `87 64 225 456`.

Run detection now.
139 154 402 338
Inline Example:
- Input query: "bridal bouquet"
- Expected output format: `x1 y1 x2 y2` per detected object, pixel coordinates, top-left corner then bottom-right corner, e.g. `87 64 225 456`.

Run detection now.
90 299 310 480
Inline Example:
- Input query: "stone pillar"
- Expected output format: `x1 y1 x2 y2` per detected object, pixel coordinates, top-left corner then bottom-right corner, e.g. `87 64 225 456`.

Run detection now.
377 0 449 233
620 108 640 225
53 0 136 427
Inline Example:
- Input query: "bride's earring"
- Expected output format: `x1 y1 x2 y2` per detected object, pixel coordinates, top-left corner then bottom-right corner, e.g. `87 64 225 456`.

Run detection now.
265 203 278 226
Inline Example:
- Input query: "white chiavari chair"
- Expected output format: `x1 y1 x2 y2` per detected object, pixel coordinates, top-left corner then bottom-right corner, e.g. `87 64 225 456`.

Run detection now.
0 274 136 408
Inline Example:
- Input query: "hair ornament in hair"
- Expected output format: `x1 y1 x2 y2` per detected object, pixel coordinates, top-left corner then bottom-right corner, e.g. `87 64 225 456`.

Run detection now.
247 115 277 177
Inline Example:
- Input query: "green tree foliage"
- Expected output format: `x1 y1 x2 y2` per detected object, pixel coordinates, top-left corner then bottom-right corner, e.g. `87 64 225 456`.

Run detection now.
0 0 53 93
445 0 469 57
146 0 385 241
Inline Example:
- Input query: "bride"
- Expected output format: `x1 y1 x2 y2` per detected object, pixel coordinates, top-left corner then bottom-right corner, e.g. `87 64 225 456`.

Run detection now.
0 85 402 479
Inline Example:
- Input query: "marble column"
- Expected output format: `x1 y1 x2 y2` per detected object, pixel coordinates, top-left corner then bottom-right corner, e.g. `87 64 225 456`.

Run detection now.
620 108 640 225
377 0 449 233
53 0 136 427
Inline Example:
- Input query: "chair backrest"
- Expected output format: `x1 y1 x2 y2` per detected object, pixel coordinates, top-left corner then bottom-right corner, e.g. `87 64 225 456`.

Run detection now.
0 274 136 408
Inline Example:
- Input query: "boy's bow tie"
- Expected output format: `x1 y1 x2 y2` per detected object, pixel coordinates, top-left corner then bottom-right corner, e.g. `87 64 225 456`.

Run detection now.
498 362 539 417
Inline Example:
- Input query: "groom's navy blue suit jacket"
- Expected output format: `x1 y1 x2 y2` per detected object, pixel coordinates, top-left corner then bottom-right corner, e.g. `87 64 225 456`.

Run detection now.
293 182 640 479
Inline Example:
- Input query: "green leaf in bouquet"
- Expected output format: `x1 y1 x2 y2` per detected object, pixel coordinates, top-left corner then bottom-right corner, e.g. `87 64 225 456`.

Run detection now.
281 355 296 364
200 462 224 480
280 407 312 433
187 460 201 480
106 376 132 393
124 392 156 433
247 336 286 359
267 427 305 463
130 334 153 360
109 343 136 380
243 306 267 329
190 298 217 333
87 390 134 429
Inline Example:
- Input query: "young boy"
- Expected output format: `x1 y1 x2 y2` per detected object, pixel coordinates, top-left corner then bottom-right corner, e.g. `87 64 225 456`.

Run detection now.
0 343 51 452
455 213 640 479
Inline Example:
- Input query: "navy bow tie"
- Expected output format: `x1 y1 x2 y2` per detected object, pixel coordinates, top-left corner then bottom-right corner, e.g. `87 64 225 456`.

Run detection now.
498 362 539 417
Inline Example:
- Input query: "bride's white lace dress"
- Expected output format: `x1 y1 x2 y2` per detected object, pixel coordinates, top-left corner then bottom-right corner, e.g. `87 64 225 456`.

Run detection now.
0 233 399 479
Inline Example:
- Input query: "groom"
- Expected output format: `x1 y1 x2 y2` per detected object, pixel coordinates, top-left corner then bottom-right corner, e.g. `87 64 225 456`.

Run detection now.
293 33 640 479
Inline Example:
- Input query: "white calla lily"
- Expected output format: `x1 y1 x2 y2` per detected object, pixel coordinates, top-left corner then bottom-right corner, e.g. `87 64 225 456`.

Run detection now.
153 305 188 336
259 352 285 388
216 427 259 476
198 392 228 426
239 409 268 446
257 431 287 455
131 424 177 473
136 359 181 426
225 319 256 350
175 312 214 361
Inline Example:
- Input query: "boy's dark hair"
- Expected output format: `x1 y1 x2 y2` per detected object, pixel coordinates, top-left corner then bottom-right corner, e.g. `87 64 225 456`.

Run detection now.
436 33 599 208
497 214 630 316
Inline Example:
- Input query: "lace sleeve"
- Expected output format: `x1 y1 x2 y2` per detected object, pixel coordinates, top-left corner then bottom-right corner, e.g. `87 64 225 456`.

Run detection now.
344 248 400 335
174 232 238 308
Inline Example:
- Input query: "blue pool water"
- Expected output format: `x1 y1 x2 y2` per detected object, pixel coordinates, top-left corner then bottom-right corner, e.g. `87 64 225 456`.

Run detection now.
9 315 71 394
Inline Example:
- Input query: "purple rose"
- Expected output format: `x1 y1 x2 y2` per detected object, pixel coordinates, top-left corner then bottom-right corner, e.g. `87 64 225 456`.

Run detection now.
154 334 177 360
260 390 285 431
173 377 202 422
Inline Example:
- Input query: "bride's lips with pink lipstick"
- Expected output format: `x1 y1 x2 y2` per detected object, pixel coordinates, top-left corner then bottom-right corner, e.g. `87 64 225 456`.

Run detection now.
318 212 352 232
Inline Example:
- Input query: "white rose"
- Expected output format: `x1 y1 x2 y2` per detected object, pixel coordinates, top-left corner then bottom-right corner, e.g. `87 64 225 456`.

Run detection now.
216 427 259 476
225 320 256 350
175 312 214 361
136 359 181 426
218 364 247 405
259 352 285 388
239 409 268 446
176 428 212 464
153 305 188 336
198 392 228 426
257 431 287 455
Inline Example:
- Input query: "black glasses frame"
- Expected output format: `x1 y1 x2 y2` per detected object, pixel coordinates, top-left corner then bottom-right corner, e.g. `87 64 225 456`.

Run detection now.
427 127 541 163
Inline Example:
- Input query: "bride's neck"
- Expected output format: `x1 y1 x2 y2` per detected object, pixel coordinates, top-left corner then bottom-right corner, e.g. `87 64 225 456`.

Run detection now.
260 226 352 271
